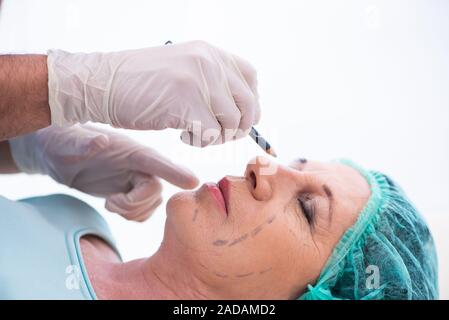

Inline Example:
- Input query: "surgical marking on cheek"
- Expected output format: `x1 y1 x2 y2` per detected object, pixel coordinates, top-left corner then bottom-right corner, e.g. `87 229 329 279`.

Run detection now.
228 233 248 246
251 224 264 237
288 228 297 237
259 267 273 275
214 272 228 278
198 262 209 270
212 215 277 247
267 214 277 224
213 239 229 246
192 209 199 222
235 272 254 278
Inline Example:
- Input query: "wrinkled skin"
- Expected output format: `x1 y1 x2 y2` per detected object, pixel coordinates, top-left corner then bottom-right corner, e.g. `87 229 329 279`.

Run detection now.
158 156 370 299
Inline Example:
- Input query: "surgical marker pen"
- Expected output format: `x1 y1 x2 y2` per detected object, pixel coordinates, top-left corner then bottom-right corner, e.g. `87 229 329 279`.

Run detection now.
164 41 275 157
249 127 277 157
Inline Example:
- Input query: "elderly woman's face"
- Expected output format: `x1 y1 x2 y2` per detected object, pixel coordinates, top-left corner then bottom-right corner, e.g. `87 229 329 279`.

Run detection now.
163 157 370 299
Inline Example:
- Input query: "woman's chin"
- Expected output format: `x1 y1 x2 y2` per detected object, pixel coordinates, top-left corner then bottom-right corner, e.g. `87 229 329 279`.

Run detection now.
166 190 196 217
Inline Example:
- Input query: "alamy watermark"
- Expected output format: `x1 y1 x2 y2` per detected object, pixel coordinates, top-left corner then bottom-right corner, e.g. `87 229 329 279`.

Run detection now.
366 264 380 289
171 120 280 176
65 264 82 290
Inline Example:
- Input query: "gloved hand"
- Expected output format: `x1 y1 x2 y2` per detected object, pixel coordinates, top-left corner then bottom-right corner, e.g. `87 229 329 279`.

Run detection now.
47 40 260 147
9 125 199 222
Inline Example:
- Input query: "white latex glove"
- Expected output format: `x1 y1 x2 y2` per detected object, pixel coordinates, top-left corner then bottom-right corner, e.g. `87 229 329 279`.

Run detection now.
48 40 260 147
9 125 199 222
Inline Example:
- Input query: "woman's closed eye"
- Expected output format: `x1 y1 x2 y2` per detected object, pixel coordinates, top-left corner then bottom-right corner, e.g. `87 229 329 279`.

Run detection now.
297 194 316 227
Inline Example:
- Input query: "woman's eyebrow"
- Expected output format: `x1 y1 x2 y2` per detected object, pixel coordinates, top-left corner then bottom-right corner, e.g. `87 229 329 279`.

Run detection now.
291 158 307 171
322 184 334 223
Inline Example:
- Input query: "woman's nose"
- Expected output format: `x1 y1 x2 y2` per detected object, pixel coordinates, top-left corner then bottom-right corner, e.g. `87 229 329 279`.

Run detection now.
245 156 277 201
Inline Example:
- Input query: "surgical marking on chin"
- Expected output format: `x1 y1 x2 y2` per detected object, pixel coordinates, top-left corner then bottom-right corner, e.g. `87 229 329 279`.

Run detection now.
192 209 199 222
213 239 229 246
235 272 254 278
228 233 248 246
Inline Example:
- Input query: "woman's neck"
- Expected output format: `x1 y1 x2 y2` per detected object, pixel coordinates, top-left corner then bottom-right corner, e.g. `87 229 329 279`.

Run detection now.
80 236 216 299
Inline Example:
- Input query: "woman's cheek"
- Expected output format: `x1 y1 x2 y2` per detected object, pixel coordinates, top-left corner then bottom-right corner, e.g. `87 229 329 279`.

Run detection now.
194 238 278 281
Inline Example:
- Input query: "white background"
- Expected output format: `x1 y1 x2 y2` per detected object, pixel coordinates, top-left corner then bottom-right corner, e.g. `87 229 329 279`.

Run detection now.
0 0 448 298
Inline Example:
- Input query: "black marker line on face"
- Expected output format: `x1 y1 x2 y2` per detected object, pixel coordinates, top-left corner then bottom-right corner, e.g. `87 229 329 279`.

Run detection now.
212 214 278 246
251 224 264 237
213 239 229 246
267 214 276 224
259 267 273 275
198 262 209 270
192 209 199 222
228 233 249 246
235 272 254 278
214 272 228 278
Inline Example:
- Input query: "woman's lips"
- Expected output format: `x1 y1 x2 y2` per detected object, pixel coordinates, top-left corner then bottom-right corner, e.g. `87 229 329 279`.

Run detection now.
204 182 227 215
218 177 230 211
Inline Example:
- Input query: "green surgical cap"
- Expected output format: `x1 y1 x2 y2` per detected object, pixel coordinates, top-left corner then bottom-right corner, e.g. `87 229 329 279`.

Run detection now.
298 159 438 300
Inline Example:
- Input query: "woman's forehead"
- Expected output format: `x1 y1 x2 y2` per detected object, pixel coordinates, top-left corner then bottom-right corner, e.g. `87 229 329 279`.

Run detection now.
286 159 346 183
288 158 309 170
287 158 329 172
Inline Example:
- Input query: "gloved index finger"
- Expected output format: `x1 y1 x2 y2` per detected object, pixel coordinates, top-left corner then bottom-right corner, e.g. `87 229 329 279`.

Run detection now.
129 148 199 190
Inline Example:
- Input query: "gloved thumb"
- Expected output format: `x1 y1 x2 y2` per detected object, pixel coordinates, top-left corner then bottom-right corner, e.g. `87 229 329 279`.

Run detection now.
105 174 163 221
80 131 110 156
47 127 110 165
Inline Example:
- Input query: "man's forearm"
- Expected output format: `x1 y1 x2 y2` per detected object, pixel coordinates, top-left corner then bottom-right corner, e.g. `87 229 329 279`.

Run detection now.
0 140 19 173
0 55 51 141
